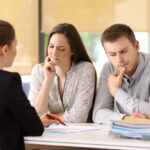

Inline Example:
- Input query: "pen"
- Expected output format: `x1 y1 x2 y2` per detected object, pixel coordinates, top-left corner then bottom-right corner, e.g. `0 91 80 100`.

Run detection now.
46 114 67 126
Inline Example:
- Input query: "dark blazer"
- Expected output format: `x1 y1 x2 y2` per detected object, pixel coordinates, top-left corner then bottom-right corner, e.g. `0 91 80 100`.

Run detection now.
0 70 44 150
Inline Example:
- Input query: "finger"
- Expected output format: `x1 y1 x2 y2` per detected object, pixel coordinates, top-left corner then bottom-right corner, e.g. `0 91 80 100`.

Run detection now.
44 124 49 127
56 121 60 125
49 61 56 72
145 115 150 119
137 113 148 118
47 119 58 125
49 61 55 68
113 72 119 77
45 62 55 72
45 116 57 123
45 56 51 63
45 63 53 72
141 114 150 119
119 68 125 79
131 112 141 118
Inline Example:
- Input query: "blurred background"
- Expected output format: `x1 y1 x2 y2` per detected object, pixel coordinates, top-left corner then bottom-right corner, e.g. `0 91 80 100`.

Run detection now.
0 0 150 80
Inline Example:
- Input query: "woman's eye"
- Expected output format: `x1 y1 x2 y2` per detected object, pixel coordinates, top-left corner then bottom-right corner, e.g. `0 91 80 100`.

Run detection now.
49 45 53 48
58 47 65 51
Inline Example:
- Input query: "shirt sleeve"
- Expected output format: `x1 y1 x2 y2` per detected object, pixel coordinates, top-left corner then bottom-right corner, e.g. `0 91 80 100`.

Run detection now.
93 64 126 124
115 89 150 115
7 73 44 136
63 63 96 123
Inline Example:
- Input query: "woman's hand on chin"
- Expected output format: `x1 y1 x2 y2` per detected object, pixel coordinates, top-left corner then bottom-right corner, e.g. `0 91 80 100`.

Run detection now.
43 56 56 80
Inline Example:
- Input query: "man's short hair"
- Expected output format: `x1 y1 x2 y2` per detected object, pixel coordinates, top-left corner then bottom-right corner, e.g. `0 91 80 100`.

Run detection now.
101 24 136 47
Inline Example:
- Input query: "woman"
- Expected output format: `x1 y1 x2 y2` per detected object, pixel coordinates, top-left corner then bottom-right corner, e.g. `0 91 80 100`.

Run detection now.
29 23 96 126
0 20 44 150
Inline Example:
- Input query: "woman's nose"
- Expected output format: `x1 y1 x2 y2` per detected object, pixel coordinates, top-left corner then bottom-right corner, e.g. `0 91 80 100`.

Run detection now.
52 47 58 56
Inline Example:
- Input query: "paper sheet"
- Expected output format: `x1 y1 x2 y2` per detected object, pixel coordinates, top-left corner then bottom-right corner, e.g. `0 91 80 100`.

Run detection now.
44 123 100 134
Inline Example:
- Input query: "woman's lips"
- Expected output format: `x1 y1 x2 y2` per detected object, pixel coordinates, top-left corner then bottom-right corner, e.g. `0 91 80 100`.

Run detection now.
51 57 59 61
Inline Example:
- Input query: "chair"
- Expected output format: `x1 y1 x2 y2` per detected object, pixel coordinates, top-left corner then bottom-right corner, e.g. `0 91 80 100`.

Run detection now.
22 82 30 97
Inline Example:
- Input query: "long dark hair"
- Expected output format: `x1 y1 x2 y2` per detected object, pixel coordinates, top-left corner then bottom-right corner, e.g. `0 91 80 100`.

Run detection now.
0 20 15 46
46 23 92 64
46 23 97 122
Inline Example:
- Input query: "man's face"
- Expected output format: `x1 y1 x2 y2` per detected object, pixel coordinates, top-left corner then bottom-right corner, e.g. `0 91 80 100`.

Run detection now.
104 36 140 77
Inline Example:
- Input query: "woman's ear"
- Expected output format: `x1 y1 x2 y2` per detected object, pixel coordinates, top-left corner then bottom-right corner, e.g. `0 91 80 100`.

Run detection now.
1 45 8 55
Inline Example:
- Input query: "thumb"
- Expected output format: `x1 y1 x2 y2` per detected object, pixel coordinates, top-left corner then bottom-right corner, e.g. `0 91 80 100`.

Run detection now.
119 68 125 79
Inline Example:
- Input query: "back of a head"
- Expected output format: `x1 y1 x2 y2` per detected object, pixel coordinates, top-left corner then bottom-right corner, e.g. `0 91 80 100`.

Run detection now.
0 20 15 46
101 24 136 47
46 23 92 64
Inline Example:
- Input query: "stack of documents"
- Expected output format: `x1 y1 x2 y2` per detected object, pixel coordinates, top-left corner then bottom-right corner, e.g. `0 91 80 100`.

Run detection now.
110 118 150 139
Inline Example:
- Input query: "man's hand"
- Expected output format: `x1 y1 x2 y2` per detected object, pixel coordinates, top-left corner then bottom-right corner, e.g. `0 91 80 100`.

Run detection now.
123 112 150 120
108 68 125 97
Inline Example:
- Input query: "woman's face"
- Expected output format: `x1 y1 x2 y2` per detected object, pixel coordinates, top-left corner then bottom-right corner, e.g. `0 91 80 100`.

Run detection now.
47 33 73 66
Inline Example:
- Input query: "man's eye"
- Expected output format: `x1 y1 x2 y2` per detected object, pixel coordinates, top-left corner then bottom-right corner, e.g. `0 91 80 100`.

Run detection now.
109 53 115 56
121 50 127 53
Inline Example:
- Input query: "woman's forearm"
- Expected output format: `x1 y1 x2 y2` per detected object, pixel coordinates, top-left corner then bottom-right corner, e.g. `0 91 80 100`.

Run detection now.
35 78 52 113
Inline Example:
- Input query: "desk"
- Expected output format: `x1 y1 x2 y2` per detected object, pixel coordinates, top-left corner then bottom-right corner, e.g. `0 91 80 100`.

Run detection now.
25 123 150 150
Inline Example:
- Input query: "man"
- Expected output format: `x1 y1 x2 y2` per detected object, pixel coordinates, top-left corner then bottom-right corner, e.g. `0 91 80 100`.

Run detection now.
93 24 150 124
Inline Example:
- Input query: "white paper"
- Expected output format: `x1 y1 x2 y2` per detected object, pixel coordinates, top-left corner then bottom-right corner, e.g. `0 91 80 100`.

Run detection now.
44 123 100 134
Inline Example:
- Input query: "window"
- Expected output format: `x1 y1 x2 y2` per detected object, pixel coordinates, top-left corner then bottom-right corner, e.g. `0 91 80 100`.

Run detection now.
43 32 150 78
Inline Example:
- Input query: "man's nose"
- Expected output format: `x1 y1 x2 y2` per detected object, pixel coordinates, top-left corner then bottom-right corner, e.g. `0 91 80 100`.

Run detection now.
116 53 123 63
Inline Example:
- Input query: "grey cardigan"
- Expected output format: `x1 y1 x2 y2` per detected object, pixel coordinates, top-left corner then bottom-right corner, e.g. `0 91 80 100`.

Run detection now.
29 61 96 123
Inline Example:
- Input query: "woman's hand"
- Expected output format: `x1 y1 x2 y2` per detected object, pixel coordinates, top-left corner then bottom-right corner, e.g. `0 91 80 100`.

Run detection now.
43 56 56 80
40 113 59 127
54 112 65 122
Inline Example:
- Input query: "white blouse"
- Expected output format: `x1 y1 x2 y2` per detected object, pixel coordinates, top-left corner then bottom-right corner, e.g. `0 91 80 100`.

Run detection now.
29 61 96 123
